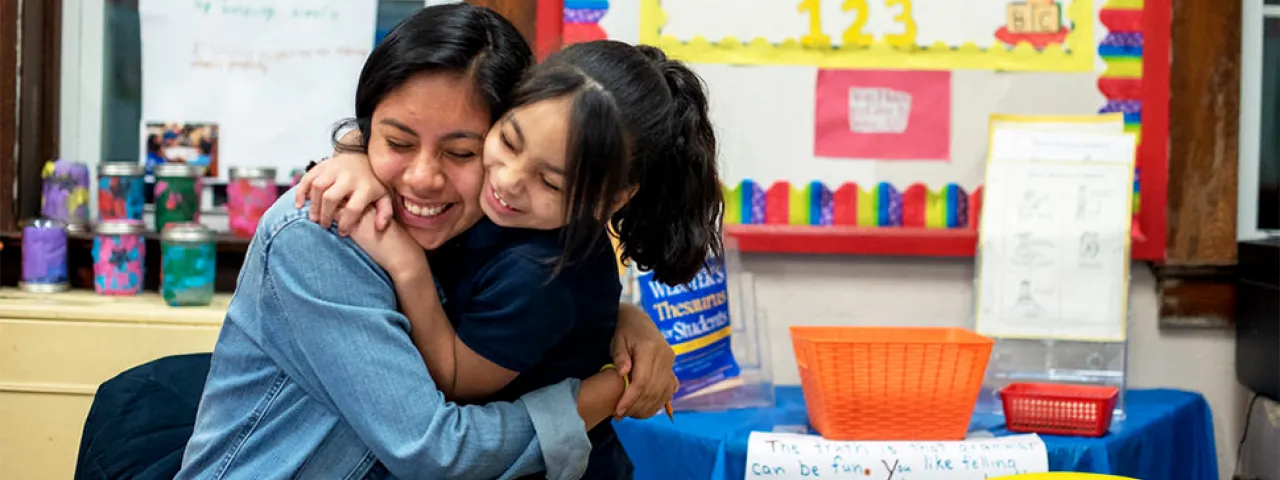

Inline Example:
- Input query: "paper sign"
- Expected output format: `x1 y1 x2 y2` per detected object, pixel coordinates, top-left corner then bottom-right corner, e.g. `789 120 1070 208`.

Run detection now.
140 0 376 180
815 70 951 161
746 432 1049 479
976 129 1136 341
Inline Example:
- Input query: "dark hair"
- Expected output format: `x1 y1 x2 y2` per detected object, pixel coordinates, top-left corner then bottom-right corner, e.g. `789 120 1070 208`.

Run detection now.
332 4 533 152
508 41 723 286
146 134 161 153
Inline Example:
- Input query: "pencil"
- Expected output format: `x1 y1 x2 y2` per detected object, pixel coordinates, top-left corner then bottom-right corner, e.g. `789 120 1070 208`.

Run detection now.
664 401 674 421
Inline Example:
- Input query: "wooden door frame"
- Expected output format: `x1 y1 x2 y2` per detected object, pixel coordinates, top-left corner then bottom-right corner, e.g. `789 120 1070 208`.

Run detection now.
0 0 61 233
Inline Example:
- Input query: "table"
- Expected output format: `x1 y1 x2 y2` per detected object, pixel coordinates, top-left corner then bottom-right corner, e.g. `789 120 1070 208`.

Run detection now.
614 386 1218 480
0 288 228 480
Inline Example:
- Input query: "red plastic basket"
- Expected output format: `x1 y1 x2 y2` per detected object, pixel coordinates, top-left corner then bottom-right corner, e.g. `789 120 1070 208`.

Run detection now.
790 326 994 440
1000 382 1119 437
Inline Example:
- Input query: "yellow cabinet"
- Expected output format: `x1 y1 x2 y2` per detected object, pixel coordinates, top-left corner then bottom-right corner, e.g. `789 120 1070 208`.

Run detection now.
0 288 228 480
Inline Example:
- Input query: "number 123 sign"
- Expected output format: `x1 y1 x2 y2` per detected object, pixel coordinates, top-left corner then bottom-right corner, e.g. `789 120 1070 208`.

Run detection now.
639 0 1095 72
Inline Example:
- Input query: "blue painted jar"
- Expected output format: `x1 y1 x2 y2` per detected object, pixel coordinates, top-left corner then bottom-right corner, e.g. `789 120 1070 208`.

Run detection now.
97 162 146 221
93 220 146 296
160 223 216 307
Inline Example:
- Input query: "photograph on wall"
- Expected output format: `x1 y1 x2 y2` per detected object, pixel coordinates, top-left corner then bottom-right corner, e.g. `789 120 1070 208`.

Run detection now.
143 122 220 177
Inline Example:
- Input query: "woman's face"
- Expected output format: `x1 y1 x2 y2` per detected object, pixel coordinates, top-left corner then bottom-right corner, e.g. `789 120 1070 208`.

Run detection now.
368 72 489 250
480 97 573 231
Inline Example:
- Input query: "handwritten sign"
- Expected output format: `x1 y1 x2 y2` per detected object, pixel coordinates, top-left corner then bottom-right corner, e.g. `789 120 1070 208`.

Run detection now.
746 432 1048 479
814 69 950 161
140 0 376 180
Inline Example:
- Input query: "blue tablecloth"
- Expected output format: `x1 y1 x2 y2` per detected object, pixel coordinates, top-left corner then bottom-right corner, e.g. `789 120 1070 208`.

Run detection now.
614 387 1217 480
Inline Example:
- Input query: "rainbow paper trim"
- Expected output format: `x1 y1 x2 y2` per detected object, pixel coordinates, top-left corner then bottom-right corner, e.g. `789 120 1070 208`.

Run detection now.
1098 0 1143 214
722 181 982 229
564 0 609 45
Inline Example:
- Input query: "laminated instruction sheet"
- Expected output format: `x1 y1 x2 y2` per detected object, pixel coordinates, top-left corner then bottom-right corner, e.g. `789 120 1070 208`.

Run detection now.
975 129 1136 341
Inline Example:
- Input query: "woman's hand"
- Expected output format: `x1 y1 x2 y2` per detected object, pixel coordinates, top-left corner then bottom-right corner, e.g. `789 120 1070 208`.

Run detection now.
294 134 394 236
611 304 678 419
347 207 428 281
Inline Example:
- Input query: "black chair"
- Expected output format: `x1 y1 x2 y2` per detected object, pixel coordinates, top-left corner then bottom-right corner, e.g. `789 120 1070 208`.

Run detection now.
75 353 212 480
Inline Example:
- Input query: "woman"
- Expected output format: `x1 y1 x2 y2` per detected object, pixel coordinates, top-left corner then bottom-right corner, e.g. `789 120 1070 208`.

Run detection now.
176 6 675 479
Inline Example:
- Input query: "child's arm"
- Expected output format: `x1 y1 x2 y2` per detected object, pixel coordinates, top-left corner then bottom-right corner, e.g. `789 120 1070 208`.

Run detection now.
350 220 629 419
348 216 518 401
294 131 394 235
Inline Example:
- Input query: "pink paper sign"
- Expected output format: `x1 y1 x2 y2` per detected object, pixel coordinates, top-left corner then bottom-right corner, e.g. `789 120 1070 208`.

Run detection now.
814 69 951 161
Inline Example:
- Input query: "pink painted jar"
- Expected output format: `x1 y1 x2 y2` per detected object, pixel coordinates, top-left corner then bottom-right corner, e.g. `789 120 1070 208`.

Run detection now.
93 220 146 295
227 167 279 238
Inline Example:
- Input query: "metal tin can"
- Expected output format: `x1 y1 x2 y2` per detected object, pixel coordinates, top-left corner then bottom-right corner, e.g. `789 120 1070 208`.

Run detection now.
154 164 203 232
41 159 91 225
98 162 147 221
160 223 216 307
227 167 279 237
21 218 69 293
93 220 146 295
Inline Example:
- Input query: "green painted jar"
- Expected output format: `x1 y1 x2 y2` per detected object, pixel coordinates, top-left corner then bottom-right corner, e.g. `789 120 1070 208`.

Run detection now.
153 164 203 232
160 222 216 307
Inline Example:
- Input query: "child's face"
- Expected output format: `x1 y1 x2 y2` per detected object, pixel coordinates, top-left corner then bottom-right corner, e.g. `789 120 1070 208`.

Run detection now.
480 97 573 230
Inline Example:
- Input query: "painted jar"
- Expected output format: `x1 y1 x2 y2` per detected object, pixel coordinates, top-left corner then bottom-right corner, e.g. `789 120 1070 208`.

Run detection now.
160 223 216 307
154 164 203 232
21 218 68 293
98 162 147 221
93 220 146 295
227 167 279 237
41 158 91 226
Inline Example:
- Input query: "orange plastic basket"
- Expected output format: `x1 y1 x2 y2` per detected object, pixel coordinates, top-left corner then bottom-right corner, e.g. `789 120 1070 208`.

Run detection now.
1000 382 1119 437
790 326 994 440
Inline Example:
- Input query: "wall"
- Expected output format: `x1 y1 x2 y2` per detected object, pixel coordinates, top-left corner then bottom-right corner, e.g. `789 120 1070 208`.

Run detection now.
743 255 1246 480
601 3 1242 477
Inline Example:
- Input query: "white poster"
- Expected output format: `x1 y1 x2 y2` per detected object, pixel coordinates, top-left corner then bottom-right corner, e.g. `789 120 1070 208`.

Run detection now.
140 0 377 180
746 432 1049 479
975 129 1136 341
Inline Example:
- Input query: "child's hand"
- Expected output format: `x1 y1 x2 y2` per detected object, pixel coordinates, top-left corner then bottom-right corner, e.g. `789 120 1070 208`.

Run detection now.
348 207 428 281
294 150 394 236
612 304 679 419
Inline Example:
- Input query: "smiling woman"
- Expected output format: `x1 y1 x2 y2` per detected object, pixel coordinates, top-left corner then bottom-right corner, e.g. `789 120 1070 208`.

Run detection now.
352 69 491 250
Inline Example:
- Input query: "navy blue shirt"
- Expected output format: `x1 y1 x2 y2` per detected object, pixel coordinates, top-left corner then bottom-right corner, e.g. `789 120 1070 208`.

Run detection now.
431 218 631 480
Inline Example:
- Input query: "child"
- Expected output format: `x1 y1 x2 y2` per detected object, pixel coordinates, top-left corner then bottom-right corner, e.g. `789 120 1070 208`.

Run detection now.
299 40 722 478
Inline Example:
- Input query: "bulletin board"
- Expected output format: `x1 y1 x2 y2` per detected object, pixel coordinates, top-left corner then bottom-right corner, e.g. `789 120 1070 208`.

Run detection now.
556 0 1168 261
639 0 1096 72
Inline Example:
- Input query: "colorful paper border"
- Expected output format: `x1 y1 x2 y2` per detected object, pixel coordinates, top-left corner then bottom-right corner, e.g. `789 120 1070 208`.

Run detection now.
639 0 1096 72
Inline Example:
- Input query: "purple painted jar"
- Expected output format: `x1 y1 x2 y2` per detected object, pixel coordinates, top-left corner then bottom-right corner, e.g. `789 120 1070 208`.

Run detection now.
93 220 146 295
41 158 91 225
21 218 69 293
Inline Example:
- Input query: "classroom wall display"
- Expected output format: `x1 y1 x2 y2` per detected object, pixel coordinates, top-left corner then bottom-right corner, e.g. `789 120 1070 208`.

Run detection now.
589 0 1168 260
815 69 951 160
138 0 376 181
563 0 610 45
639 0 1095 72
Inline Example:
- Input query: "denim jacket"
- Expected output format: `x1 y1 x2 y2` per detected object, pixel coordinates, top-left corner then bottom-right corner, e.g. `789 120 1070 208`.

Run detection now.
176 196 592 480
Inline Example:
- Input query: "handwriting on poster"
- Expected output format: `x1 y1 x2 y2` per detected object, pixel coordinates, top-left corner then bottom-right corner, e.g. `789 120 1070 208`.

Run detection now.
795 0 918 47
191 0 344 21
746 432 1048 479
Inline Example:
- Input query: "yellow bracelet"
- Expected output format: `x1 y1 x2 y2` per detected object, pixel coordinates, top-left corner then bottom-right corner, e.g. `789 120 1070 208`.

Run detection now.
600 363 630 390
